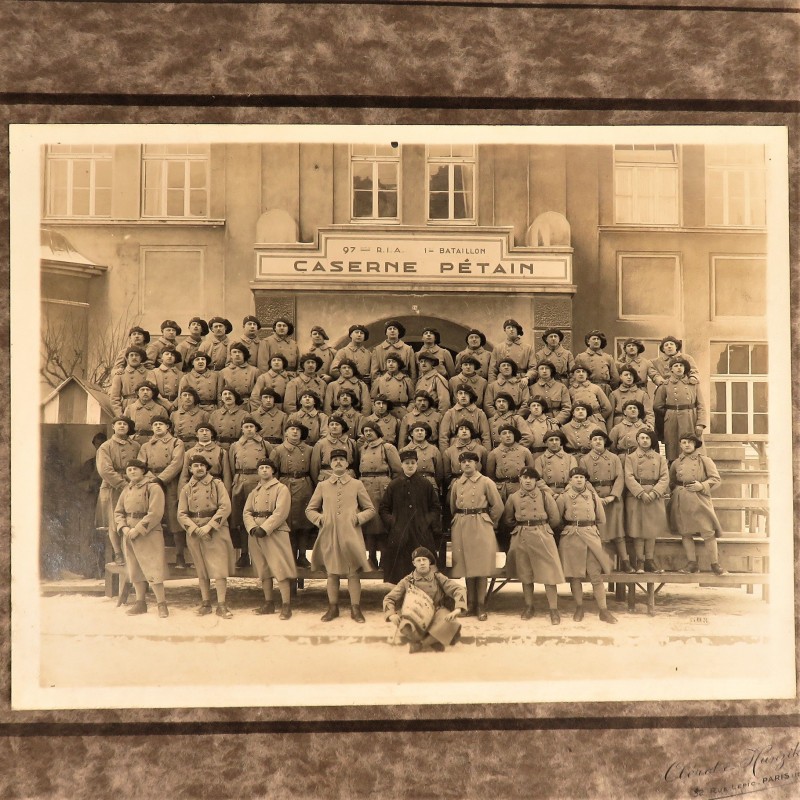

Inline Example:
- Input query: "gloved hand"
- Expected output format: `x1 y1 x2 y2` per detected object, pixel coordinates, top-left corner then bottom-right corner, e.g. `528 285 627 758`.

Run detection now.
251 526 267 538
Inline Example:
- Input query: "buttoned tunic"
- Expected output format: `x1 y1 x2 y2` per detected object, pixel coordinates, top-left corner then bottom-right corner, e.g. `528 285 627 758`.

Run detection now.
530 379 572 425
208 405 248 449
306 474 375 575
371 340 417 384
112 344 154 372
416 344 455 378
219 364 261 410
324 376 372 416
608 419 648 467
139 433 185 532
272 441 315 531
454 346 491 380
568 381 613 428
145 335 178 367
227 333 261 366
356 438 402 537
379 474 442 585
448 373 488 409
650 351 700 385
398 408 442 449
526 414 561 454
487 443 535 502
152 365 183 411
371 372 415 418
560 419 601 455
309 343 337 379
488 338 534 382
110 365 155 416
489 412 534 449
177 474 235 580
286 409 328 445
609 385 655 428
361 412 400 446
502 487 565 585
284 374 328 414
330 343 372 383
198 334 231 371
415 371 452 413
556 488 611 578
408 441 444 491
243 477 297 582
257 333 300 375
170 406 210 446
229 435 272 541
624 448 670 539
96 435 141 531
579 449 625 541
616 354 656 389
533 450 578 495
383 570 466 646
249 406 287 445
336 408 364 441
311 435 358 483
449 473 504 578
574 349 620 395
179 441 232 494
484 377 530 419
442 441 489 487
249 371 289 411
176 336 204 373
668 453 723 536
114 476 167 584
439 404 491 450
653 378 708 461
533 345 575 383
123 398 173 445
179 369 222 411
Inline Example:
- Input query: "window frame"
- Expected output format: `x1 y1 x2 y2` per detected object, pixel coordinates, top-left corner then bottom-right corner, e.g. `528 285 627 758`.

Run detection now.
616 251 683 321
139 245 206 326
709 341 768 436
709 253 768 320
425 145 477 225
613 144 681 227
45 145 113 219
349 145 401 223
141 144 210 219
704 145 767 229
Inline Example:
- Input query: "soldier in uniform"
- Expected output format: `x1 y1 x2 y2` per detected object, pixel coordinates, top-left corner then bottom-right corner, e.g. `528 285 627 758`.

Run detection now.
608 400 649 468
406 422 444 493
114 459 169 617
250 388 287 446
123 380 171 446
96 416 141 565
324 358 371 417
438 384 491 451
574 330 620 397
650 336 700 387
308 325 336 381
557 467 618 624
530 361 572 426
177 455 236 619
484 358 530 419
146 319 181 367
442 420 489 490
489 393 533 449
243 457 297 619
333 389 364 440
454 328 491 380
414 353 451 413
370 320 417 384
448 354 488 409
257 317 300 377
179 352 222 412
306 449 376 623
170 387 209 448
138 414 187 567
534 430 579 542
526 396 560 457
449 451 504 620
209 386 248 450
398 391 441 449
488 319 534 383
271 421 315 568
502 467 565 624
249 354 290 411
653 357 707 463
311 415 357 483
219 343 260 410
112 326 152 372
199 316 233 371
568 364 613 429
110 346 153 417
609 366 655 428
532 328 575 384
560 402 599 455
152 347 183 413
178 422 232 496
360 394 399 447
284 353 327 414
286 390 328 446
371 354 414 419
330 324 372 384
616 338 655 390
176 317 209 373
415 327 455 378
228 314 262 366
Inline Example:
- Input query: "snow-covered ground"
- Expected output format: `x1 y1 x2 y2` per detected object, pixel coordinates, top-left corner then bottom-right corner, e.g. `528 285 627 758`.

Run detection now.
29 575 786 709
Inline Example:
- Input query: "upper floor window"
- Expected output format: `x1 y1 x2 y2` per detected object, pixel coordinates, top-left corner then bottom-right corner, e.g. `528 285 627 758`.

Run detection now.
142 144 209 218
427 145 476 223
709 341 768 435
705 145 766 227
46 145 113 217
614 145 679 225
350 145 399 221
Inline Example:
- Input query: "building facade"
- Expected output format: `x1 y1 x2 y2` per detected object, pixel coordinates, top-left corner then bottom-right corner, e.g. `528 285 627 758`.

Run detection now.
40 140 768 436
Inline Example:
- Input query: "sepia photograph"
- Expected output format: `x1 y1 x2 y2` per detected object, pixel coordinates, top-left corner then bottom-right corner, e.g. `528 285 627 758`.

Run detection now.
10 123 794 711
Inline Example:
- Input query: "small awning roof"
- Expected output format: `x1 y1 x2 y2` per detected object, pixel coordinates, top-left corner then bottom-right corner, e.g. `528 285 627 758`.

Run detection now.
41 227 107 277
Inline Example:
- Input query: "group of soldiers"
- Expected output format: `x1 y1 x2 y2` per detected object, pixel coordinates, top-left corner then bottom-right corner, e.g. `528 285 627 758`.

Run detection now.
96 315 726 647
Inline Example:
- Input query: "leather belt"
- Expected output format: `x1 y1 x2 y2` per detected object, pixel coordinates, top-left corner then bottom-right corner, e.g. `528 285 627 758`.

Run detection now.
124 512 147 519
517 518 547 525
548 481 567 489
639 479 658 485
455 508 485 515
185 510 218 518
495 477 520 484
565 520 596 527
592 479 615 486
678 480 700 486
666 404 694 411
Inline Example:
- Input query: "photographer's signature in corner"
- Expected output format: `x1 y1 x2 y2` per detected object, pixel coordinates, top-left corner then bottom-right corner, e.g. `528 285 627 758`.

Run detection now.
664 742 800 797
